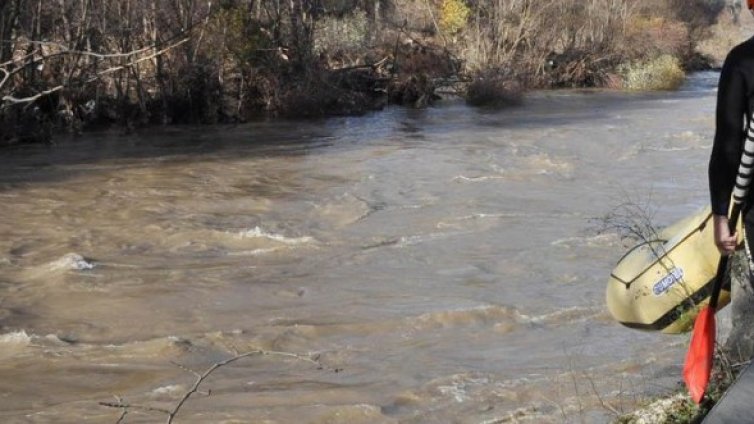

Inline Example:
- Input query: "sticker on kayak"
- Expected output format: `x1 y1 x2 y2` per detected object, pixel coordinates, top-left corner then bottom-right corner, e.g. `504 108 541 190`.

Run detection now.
653 267 684 296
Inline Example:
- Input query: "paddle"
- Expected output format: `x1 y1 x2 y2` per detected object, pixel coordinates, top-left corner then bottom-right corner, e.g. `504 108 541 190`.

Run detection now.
683 122 754 404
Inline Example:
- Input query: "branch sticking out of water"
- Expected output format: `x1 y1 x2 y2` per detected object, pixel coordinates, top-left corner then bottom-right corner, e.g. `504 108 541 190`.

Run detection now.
592 198 661 247
99 395 170 423
590 194 673 266
99 349 334 424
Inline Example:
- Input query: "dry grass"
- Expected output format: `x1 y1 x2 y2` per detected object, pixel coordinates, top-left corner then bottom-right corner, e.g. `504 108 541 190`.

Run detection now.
620 55 686 91
697 8 753 67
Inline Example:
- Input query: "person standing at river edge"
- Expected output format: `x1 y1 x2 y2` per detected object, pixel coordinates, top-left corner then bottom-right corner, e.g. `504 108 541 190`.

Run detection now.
708 1 754 364
710 0 754 260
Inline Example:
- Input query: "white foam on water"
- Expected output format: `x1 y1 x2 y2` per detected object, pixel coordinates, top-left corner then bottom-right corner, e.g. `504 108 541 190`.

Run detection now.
453 153 573 183
524 154 573 176
227 248 280 256
437 383 469 403
48 253 95 271
0 331 34 360
514 305 601 326
550 233 620 248
104 335 191 357
392 231 464 248
0 330 32 346
0 331 69 360
150 384 186 398
437 212 524 228
394 235 425 247
409 305 517 331
453 175 507 182
237 226 314 245
433 374 492 403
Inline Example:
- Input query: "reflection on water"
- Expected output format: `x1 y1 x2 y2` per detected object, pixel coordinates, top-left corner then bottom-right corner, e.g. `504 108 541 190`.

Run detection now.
0 73 720 422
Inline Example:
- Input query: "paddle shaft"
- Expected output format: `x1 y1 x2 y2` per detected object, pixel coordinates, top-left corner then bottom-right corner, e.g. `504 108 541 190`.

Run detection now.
708 205 742 310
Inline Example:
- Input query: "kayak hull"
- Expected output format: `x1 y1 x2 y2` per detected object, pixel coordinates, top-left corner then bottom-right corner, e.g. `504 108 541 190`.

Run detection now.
606 206 733 334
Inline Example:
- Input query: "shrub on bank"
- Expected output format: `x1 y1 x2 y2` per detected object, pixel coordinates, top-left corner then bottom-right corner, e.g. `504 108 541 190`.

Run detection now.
465 73 522 108
278 69 388 117
620 55 686 91
439 0 470 35
624 16 689 60
313 10 369 56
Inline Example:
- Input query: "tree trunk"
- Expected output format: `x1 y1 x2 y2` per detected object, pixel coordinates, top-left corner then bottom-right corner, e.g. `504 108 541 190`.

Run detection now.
370 0 381 41
0 0 17 62
289 0 313 68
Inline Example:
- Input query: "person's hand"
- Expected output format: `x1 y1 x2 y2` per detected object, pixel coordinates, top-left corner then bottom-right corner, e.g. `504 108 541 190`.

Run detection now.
713 214 738 255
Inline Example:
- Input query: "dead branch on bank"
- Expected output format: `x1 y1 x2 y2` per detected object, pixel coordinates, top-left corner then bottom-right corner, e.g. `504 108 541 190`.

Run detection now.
99 348 334 424
0 67 9 90
0 37 189 107
1 39 153 61
0 21 197 108
100 395 171 424
2 83 65 105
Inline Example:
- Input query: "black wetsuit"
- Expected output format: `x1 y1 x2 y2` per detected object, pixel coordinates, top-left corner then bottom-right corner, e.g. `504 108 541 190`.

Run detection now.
709 36 754 232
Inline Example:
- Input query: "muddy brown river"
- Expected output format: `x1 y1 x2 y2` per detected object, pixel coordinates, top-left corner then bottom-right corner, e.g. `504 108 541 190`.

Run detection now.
0 72 726 423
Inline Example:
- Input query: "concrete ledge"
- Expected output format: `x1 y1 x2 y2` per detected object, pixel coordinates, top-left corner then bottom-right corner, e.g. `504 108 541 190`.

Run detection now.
702 362 754 423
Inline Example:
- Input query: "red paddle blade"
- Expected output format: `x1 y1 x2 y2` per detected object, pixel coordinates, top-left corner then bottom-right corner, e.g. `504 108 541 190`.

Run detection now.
683 306 716 404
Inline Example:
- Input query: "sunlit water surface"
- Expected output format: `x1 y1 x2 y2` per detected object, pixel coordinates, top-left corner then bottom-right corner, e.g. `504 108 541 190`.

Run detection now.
0 72 725 423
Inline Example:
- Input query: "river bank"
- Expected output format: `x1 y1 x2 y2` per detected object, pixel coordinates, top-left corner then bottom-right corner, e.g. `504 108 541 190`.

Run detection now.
0 0 743 144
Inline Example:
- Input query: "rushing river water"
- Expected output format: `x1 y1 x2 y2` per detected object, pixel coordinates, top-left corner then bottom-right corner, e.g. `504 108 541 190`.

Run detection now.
0 72 727 423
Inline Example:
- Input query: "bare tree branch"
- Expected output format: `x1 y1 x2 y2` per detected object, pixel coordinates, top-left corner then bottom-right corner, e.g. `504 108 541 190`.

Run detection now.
0 3 217 111
0 48 36 68
12 40 154 59
166 349 324 424
1 36 190 108
2 84 65 104
93 37 190 79
99 348 331 424
0 67 9 91
99 398 171 415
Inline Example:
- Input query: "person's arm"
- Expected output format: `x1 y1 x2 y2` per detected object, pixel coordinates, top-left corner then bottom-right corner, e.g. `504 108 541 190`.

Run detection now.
709 49 748 254
713 214 738 255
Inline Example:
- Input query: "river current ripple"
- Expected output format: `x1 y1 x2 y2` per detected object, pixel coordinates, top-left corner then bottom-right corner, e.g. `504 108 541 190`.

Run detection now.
0 72 723 423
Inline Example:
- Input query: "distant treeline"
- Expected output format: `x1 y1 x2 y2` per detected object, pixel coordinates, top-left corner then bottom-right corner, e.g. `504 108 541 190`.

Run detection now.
0 0 730 143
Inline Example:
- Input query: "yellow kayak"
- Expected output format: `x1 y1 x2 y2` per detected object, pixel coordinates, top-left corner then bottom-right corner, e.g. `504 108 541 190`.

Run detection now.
606 206 736 334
